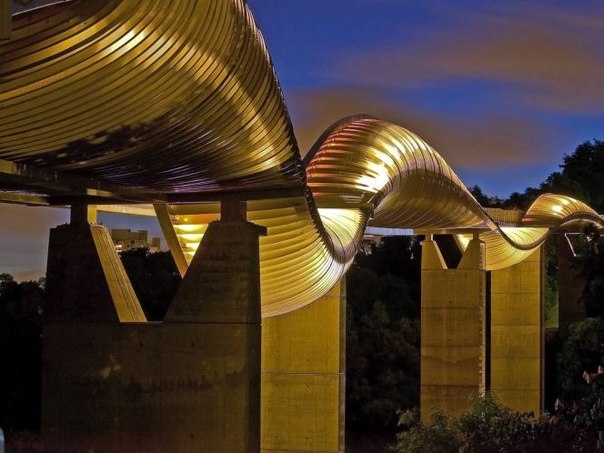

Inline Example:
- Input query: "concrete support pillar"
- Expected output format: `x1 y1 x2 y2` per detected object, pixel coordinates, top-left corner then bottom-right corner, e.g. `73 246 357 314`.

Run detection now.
261 281 345 453
490 247 544 414
70 203 98 225
42 203 266 452
420 235 486 420
160 208 266 452
44 221 145 323
42 219 147 447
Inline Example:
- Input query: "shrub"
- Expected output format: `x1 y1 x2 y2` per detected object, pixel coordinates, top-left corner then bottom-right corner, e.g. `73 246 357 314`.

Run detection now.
392 393 600 452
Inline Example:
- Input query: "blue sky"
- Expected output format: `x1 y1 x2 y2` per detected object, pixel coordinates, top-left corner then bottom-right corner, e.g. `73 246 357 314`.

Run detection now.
248 0 604 196
1 0 604 280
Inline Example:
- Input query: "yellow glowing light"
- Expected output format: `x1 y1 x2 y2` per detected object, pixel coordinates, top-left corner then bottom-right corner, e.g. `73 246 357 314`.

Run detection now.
552 205 563 214
185 242 200 252
180 233 204 242
175 224 204 233
2 1 603 319
356 163 391 193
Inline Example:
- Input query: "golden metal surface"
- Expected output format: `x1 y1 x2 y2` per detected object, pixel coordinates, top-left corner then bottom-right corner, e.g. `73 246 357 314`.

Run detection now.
0 1 301 194
1 1 604 315
455 194 603 270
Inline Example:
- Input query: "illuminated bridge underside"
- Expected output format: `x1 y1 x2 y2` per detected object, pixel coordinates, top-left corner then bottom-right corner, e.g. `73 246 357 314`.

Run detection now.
1 1 603 316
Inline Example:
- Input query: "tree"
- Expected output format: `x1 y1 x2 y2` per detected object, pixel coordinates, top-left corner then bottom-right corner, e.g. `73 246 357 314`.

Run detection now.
0 274 44 434
544 237 559 328
500 140 604 211
569 231 604 318
501 186 543 210
346 236 421 432
347 300 419 430
553 140 604 211
557 317 604 400
468 185 503 208
393 393 592 452
469 185 490 207
119 248 181 320
352 236 421 317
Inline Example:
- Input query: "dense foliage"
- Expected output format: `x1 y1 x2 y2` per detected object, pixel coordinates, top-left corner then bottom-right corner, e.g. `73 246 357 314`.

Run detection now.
393 393 604 452
346 237 421 431
119 249 181 320
0 273 43 434
571 232 604 319
557 317 604 400
503 140 604 210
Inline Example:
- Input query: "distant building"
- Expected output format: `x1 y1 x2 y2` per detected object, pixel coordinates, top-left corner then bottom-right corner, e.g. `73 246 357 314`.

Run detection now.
110 228 161 253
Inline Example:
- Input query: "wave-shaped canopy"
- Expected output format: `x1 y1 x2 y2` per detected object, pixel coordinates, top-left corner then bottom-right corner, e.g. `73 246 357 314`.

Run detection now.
1 0 602 316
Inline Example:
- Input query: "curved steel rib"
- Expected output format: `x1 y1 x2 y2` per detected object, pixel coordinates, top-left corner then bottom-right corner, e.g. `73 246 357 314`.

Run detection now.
166 115 604 315
1 0 303 193
1 1 603 316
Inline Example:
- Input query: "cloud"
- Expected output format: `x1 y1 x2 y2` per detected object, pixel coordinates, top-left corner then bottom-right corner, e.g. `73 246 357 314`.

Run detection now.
0 204 165 280
0 204 68 234
0 204 68 280
281 1 603 189
288 87 554 171
328 2 604 113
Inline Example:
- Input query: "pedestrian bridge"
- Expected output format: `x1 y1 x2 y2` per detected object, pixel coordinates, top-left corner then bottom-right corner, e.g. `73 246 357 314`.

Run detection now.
0 1 601 316
0 1 601 452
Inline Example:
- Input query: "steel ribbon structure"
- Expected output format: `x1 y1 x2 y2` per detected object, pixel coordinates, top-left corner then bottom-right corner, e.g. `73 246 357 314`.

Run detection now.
1 0 603 317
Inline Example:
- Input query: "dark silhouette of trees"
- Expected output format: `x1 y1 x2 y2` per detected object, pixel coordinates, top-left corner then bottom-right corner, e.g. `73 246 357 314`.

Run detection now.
495 140 604 211
119 248 181 320
393 392 604 453
557 317 604 400
545 140 604 211
469 185 503 208
346 237 421 431
569 230 604 319
0 274 43 434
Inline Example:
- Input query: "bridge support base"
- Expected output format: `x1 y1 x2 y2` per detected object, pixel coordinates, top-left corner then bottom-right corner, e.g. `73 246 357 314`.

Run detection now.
261 281 346 453
420 235 486 421
42 208 265 452
490 248 543 415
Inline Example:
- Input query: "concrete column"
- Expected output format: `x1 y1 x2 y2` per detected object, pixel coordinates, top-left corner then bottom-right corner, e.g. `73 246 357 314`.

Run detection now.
162 210 266 452
490 247 543 414
42 204 266 452
420 235 486 420
70 203 98 225
261 281 345 453
42 218 147 448
44 222 145 323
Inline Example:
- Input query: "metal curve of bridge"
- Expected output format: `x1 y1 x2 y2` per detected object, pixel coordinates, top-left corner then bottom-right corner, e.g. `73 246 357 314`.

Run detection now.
1 0 602 317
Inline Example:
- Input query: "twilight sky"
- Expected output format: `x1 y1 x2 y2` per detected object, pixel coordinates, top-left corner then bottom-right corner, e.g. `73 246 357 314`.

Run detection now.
1 0 604 280
249 0 604 195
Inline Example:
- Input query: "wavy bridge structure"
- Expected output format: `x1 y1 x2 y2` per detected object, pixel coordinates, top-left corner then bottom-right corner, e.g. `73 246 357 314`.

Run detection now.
1 1 602 452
